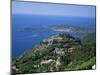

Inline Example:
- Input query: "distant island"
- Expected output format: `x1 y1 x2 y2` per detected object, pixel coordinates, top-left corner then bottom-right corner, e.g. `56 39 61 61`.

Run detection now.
48 24 87 33
20 27 50 32
20 24 88 33
12 32 96 74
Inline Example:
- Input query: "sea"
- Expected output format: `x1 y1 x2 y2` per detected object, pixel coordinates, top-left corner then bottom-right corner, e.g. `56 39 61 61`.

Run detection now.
12 14 96 59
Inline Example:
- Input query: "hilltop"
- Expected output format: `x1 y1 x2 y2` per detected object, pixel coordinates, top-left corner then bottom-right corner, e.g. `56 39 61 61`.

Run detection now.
12 33 96 74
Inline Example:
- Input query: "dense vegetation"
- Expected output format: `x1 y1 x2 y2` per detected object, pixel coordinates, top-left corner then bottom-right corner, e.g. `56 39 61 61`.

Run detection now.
12 32 96 74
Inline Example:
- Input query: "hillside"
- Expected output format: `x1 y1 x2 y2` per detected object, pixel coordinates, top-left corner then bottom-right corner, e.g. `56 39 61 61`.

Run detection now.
82 32 96 44
12 33 96 74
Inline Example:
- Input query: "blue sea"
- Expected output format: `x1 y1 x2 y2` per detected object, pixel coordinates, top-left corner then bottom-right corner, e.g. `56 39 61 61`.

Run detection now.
12 14 96 59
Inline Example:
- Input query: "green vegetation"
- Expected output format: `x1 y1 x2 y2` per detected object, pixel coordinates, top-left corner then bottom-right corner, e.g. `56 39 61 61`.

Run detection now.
65 56 96 70
12 32 96 74
82 32 96 44
74 56 96 70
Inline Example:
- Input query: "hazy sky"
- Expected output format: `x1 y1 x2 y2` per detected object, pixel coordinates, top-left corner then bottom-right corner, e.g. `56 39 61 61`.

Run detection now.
12 1 96 18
